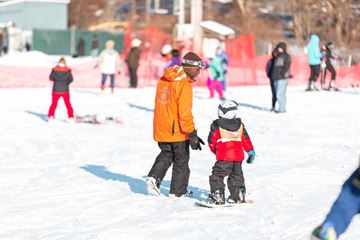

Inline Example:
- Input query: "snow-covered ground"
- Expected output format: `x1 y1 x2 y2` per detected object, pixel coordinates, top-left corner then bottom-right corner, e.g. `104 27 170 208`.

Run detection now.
0 86 359 240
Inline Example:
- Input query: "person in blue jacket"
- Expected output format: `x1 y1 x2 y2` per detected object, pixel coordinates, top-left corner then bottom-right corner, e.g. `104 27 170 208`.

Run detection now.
306 34 323 91
311 165 360 240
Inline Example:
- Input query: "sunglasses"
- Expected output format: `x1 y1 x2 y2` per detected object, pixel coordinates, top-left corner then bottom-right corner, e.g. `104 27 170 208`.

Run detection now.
182 59 205 69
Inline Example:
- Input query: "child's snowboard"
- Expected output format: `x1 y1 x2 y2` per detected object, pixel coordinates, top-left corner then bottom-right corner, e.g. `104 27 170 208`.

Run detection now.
195 199 254 208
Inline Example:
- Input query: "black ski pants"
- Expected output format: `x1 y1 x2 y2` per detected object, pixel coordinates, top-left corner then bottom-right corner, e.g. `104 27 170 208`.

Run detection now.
309 64 321 82
148 141 190 196
209 161 245 198
128 66 138 88
325 63 336 81
270 78 276 109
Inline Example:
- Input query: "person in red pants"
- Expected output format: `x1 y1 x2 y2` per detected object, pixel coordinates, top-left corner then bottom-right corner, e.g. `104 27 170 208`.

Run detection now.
48 57 74 122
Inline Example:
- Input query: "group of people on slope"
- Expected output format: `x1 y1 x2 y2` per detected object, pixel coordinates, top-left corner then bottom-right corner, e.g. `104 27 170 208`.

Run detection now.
46 38 142 121
145 51 255 205
266 34 340 113
306 34 339 91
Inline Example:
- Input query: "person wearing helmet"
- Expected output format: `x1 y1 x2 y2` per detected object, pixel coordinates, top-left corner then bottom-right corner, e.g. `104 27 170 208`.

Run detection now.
146 52 205 198
206 100 255 205
311 163 360 240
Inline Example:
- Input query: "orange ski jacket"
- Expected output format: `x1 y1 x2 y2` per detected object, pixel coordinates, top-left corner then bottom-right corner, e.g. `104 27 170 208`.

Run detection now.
153 65 196 142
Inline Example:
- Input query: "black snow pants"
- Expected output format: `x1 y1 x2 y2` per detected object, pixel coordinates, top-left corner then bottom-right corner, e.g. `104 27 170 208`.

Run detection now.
148 141 190 196
270 78 276 109
325 63 336 81
128 66 138 88
309 64 321 82
209 161 245 198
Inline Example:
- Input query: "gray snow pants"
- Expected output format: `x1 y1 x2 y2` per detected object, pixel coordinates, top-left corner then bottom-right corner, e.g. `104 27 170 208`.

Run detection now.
209 161 245 198
148 141 190 196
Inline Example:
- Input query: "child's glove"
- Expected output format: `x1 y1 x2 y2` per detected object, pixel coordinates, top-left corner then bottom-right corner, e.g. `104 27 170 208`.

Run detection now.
246 150 255 164
188 130 205 151
311 223 337 240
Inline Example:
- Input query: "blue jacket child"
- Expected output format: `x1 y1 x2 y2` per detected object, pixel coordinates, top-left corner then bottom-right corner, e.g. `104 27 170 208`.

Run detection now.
312 167 360 239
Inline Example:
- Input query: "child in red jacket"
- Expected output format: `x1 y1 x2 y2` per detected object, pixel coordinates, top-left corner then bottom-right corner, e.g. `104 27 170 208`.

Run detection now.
207 100 255 205
48 57 74 122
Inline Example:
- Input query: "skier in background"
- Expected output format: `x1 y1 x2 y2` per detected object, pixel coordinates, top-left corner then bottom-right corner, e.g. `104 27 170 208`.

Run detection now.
207 100 255 205
311 164 360 240
306 34 323 91
91 34 99 58
208 51 225 100
216 46 229 92
271 42 291 113
98 40 121 94
47 57 74 122
321 42 338 91
164 49 182 69
146 52 205 198
125 38 142 88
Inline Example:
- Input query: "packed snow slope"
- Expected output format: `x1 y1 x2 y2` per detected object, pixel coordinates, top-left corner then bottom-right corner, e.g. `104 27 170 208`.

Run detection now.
0 86 359 240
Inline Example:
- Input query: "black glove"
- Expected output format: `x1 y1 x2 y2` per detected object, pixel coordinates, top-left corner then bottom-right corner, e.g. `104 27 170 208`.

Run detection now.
188 130 205 150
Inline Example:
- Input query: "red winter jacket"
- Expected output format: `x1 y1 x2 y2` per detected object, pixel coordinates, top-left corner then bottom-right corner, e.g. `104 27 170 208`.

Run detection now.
207 118 254 161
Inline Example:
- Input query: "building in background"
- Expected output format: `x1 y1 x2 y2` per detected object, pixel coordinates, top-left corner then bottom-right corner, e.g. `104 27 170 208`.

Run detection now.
0 0 70 30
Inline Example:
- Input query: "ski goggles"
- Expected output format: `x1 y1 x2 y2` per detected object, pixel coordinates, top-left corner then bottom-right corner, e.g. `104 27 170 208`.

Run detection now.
182 59 205 69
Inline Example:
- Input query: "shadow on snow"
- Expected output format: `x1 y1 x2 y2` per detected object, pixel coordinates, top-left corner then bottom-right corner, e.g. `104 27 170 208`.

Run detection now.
25 110 48 122
80 164 208 201
127 103 154 112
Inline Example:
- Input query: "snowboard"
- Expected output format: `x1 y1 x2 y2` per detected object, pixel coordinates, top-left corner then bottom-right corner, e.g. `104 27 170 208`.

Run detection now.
195 199 254 208
75 115 123 124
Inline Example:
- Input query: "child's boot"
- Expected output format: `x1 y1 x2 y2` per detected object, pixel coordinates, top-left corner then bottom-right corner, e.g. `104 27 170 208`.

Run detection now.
207 188 225 205
239 186 246 202
228 187 246 204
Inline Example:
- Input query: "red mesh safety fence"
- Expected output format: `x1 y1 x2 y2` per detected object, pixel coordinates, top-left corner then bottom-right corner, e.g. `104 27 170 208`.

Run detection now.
1 26 360 89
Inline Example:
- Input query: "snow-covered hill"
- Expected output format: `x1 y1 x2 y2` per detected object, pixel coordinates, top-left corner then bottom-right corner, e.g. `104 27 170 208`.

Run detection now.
0 86 359 240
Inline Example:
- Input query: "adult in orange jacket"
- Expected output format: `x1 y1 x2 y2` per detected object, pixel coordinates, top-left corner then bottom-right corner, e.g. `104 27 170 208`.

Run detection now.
146 52 205 197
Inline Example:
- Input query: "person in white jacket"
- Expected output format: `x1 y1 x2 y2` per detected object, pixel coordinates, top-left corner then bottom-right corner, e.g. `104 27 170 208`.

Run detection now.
98 40 121 94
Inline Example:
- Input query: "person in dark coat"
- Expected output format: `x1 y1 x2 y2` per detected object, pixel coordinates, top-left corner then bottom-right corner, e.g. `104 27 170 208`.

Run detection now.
126 39 142 88
271 42 291 113
48 57 74 121
266 48 279 111
77 37 86 57
0 27 3 56
91 34 99 58
207 100 255 205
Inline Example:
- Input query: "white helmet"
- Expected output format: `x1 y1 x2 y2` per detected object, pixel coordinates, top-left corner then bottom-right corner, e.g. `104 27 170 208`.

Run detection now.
218 100 238 119
161 44 172 55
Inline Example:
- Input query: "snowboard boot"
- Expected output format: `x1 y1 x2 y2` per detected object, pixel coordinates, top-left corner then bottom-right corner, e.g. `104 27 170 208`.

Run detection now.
169 190 193 198
207 188 225 205
146 176 161 196
311 224 337 240
227 187 246 204
239 187 246 203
